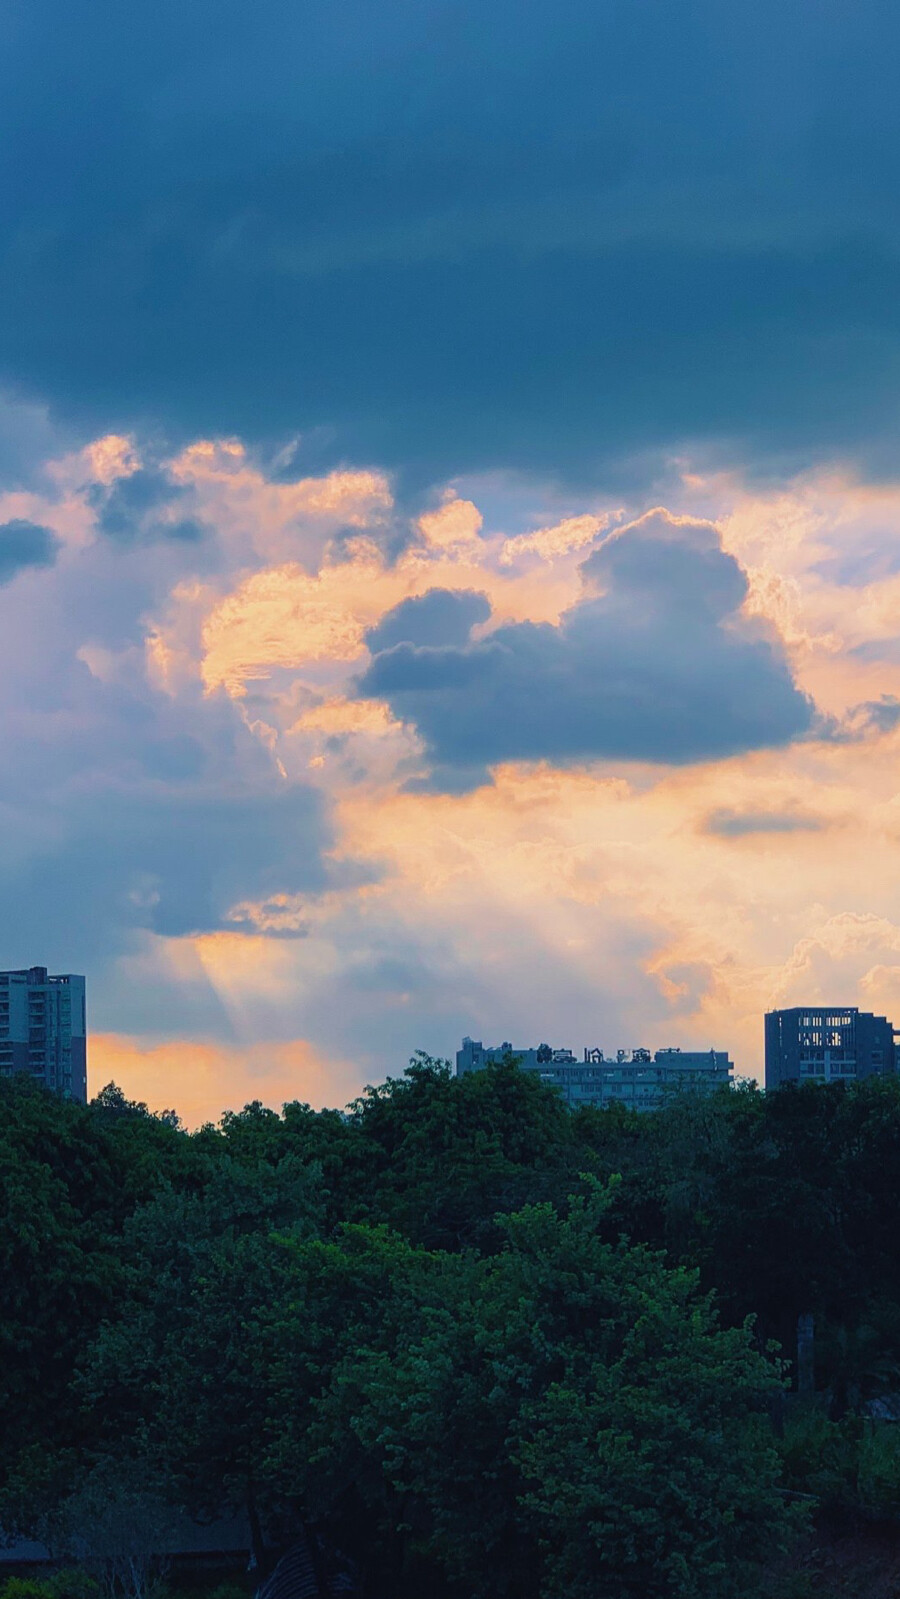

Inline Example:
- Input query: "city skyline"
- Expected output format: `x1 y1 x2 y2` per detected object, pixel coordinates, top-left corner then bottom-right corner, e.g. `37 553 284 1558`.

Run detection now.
10 955 900 1121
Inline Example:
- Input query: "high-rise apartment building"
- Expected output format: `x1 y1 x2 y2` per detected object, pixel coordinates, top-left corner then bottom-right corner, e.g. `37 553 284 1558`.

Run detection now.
457 1038 732 1111
764 1006 897 1090
0 968 87 1102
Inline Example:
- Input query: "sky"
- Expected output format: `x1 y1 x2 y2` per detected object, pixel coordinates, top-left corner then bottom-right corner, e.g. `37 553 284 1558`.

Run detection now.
3 1 900 1122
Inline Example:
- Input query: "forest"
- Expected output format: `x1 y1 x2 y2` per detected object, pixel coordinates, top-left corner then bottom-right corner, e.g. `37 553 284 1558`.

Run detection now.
4 1057 900 1599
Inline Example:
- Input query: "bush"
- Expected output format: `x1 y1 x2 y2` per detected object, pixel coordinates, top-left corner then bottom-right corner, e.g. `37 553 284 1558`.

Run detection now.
855 1424 900 1521
779 1406 900 1524
0 1575 100 1599
779 1406 858 1510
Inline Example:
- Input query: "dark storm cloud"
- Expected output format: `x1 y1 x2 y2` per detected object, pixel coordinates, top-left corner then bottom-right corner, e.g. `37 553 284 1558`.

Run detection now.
2 2 900 480
358 514 813 774
0 519 61 584
365 589 491 653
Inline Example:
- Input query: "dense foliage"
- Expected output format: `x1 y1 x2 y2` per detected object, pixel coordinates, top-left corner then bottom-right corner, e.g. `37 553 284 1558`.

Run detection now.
6 1060 900 1596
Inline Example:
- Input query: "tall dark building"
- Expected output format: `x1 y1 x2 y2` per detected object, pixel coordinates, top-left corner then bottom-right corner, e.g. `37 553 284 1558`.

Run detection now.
765 1006 897 1090
0 968 87 1102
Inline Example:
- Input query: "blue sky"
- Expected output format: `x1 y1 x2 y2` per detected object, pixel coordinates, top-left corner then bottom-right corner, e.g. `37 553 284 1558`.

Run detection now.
3 2 900 1119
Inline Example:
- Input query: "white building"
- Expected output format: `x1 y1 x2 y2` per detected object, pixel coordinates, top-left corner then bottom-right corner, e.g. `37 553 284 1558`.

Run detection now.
456 1037 732 1111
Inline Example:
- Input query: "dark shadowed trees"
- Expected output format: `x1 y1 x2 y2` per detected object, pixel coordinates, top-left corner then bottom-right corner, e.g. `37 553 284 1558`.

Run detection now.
8 1060 900 1594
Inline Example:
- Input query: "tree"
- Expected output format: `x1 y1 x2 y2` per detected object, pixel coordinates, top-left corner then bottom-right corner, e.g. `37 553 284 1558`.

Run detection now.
18 1053 900 1596
83 1155 326 1569
266 1183 797 1599
346 1054 594 1250
0 1078 126 1533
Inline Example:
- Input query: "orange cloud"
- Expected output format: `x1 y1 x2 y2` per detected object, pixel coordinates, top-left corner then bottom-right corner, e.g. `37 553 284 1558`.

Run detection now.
417 495 483 554
169 440 393 563
500 512 610 564
289 696 401 737
200 558 379 693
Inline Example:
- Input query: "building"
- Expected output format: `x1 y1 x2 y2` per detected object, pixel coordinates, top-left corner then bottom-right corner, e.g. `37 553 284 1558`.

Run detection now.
0 967 87 1102
573 1046 733 1109
456 1037 732 1111
765 1006 898 1090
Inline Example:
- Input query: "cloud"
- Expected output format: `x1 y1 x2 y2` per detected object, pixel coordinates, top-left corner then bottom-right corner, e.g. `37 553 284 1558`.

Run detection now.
819 695 900 743
703 807 825 838
358 512 813 776
0 518 61 583
4 421 900 1106
0 448 340 1040
500 514 609 565
168 445 393 569
90 466 206 544
417 499 484 555
770 914 900 1014
6 786 331 942
6 4 900 484
365 588 491 652
0 390 74 488
0 668 339 1002
856 695 900 734
198 550 384 695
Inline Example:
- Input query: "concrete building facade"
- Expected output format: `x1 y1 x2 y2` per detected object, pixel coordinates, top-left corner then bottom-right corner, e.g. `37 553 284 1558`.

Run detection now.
456 1037 732 1111
0 968 87 1102
764 1006 898 1090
